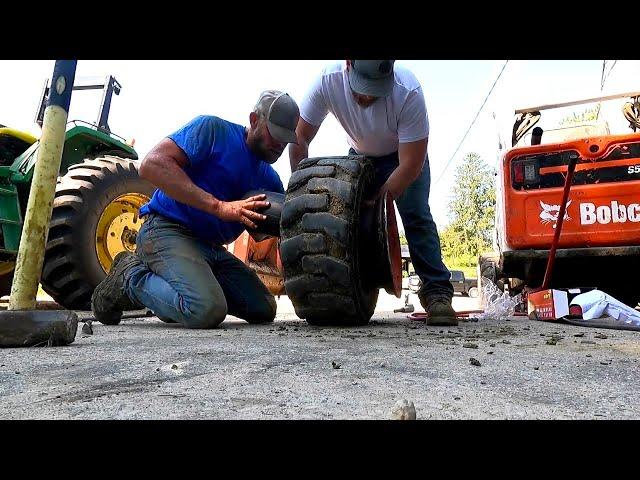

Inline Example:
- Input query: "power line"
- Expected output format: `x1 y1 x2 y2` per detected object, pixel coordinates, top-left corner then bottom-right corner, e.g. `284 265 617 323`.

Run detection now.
597 59 618 119
602 60 618 88
434 60 509 186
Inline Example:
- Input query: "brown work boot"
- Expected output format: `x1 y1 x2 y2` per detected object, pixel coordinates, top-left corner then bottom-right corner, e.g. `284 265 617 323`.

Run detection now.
91 252 140 325
420 295 458 326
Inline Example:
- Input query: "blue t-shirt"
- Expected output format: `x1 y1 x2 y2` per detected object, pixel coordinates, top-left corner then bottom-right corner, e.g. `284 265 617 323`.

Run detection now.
139 115 285 245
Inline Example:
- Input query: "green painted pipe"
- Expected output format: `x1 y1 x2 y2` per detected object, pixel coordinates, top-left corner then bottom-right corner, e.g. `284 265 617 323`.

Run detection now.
9 61 77 311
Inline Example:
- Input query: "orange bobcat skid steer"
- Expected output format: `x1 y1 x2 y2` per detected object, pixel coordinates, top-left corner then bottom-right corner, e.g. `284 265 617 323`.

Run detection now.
481 92 640 307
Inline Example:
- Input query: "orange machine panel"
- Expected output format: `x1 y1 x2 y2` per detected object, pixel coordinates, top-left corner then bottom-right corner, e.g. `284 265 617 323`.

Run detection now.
502 132 640 250
226 232 285 295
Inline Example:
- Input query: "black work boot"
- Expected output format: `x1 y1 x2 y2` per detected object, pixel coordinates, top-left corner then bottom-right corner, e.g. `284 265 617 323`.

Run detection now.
91 252 140 325
419 294 458 326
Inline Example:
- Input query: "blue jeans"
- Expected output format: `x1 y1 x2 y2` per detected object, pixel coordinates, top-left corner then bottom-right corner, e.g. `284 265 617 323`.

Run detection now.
349 148 454 299
123 213 277 328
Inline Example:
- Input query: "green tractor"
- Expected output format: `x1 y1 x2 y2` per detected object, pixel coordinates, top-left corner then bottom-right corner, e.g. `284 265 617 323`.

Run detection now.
0 75 154 309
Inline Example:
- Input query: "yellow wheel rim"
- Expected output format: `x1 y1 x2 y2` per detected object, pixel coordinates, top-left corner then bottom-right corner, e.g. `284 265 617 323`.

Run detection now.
95 193 149 273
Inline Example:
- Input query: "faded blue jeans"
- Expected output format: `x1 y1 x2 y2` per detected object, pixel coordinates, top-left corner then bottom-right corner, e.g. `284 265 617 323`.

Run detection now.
123 213 277 328
350 148 454 300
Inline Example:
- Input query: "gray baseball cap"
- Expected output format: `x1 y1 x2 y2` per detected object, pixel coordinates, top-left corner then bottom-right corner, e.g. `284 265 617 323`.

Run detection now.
348 60 396 97
254 90 300 144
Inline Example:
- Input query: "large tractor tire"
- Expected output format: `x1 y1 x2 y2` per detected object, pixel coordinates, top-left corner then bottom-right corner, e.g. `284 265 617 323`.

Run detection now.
280 156 379 326
40 156 154 310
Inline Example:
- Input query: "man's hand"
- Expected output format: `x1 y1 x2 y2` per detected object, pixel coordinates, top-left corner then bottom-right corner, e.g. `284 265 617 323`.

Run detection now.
364 182 400 208
364 185 387 207
212 194 270 229
367 139 428 206
290 118 320 171
362 139 428 207
374 179 403 203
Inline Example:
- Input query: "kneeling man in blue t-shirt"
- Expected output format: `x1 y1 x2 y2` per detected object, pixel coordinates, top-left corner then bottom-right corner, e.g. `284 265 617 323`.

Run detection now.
91 90 300 328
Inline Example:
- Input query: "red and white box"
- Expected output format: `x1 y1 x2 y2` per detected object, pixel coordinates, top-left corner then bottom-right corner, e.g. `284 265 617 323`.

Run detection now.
527 289 569 321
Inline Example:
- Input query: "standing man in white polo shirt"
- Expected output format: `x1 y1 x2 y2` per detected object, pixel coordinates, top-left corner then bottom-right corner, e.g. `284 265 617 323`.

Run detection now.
290 60 456 326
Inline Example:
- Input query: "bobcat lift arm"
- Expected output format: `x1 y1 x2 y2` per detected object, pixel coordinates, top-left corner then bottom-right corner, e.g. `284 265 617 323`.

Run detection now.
512 91 640 146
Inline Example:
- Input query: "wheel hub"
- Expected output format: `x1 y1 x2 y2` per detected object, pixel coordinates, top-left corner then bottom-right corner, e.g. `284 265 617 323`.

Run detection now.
95 193 149 273
359 192 402 297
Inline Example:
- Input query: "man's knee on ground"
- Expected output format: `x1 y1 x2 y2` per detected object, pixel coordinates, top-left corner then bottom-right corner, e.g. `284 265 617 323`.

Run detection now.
244 294 277 324
181 299 228 329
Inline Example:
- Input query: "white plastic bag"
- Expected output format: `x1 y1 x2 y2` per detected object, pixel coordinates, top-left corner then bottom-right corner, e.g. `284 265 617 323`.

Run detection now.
570 290 640 327
478 277 522 320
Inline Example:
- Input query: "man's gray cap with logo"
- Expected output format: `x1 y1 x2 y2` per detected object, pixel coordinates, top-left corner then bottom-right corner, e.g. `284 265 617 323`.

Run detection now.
254 90 300 144
348 60 396 97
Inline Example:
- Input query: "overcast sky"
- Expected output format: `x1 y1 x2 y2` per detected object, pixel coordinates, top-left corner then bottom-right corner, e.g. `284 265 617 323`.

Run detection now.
2 59 638 230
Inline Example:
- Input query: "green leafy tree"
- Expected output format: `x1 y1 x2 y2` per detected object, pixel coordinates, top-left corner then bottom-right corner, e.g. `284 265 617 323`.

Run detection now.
441 152 496 271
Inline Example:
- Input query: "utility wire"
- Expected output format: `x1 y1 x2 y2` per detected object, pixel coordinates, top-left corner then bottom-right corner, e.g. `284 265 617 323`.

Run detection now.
602 60 618 88
434 60 509 185
597 59 618 119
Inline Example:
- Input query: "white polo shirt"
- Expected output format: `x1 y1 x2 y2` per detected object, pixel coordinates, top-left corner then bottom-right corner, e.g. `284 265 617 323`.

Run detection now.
300 61 429 157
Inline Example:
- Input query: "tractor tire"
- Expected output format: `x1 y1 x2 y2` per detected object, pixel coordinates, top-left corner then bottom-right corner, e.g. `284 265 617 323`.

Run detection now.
280 156 378 326
40 156 155 310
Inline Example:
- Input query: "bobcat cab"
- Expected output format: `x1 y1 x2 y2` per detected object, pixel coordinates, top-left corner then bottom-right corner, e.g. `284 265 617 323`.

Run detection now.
479 91 640 308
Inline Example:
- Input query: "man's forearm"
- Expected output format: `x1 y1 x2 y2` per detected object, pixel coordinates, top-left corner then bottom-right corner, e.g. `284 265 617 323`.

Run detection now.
383 139 428 199
289 140 309 171
383 162 423 199
141 157 219 215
